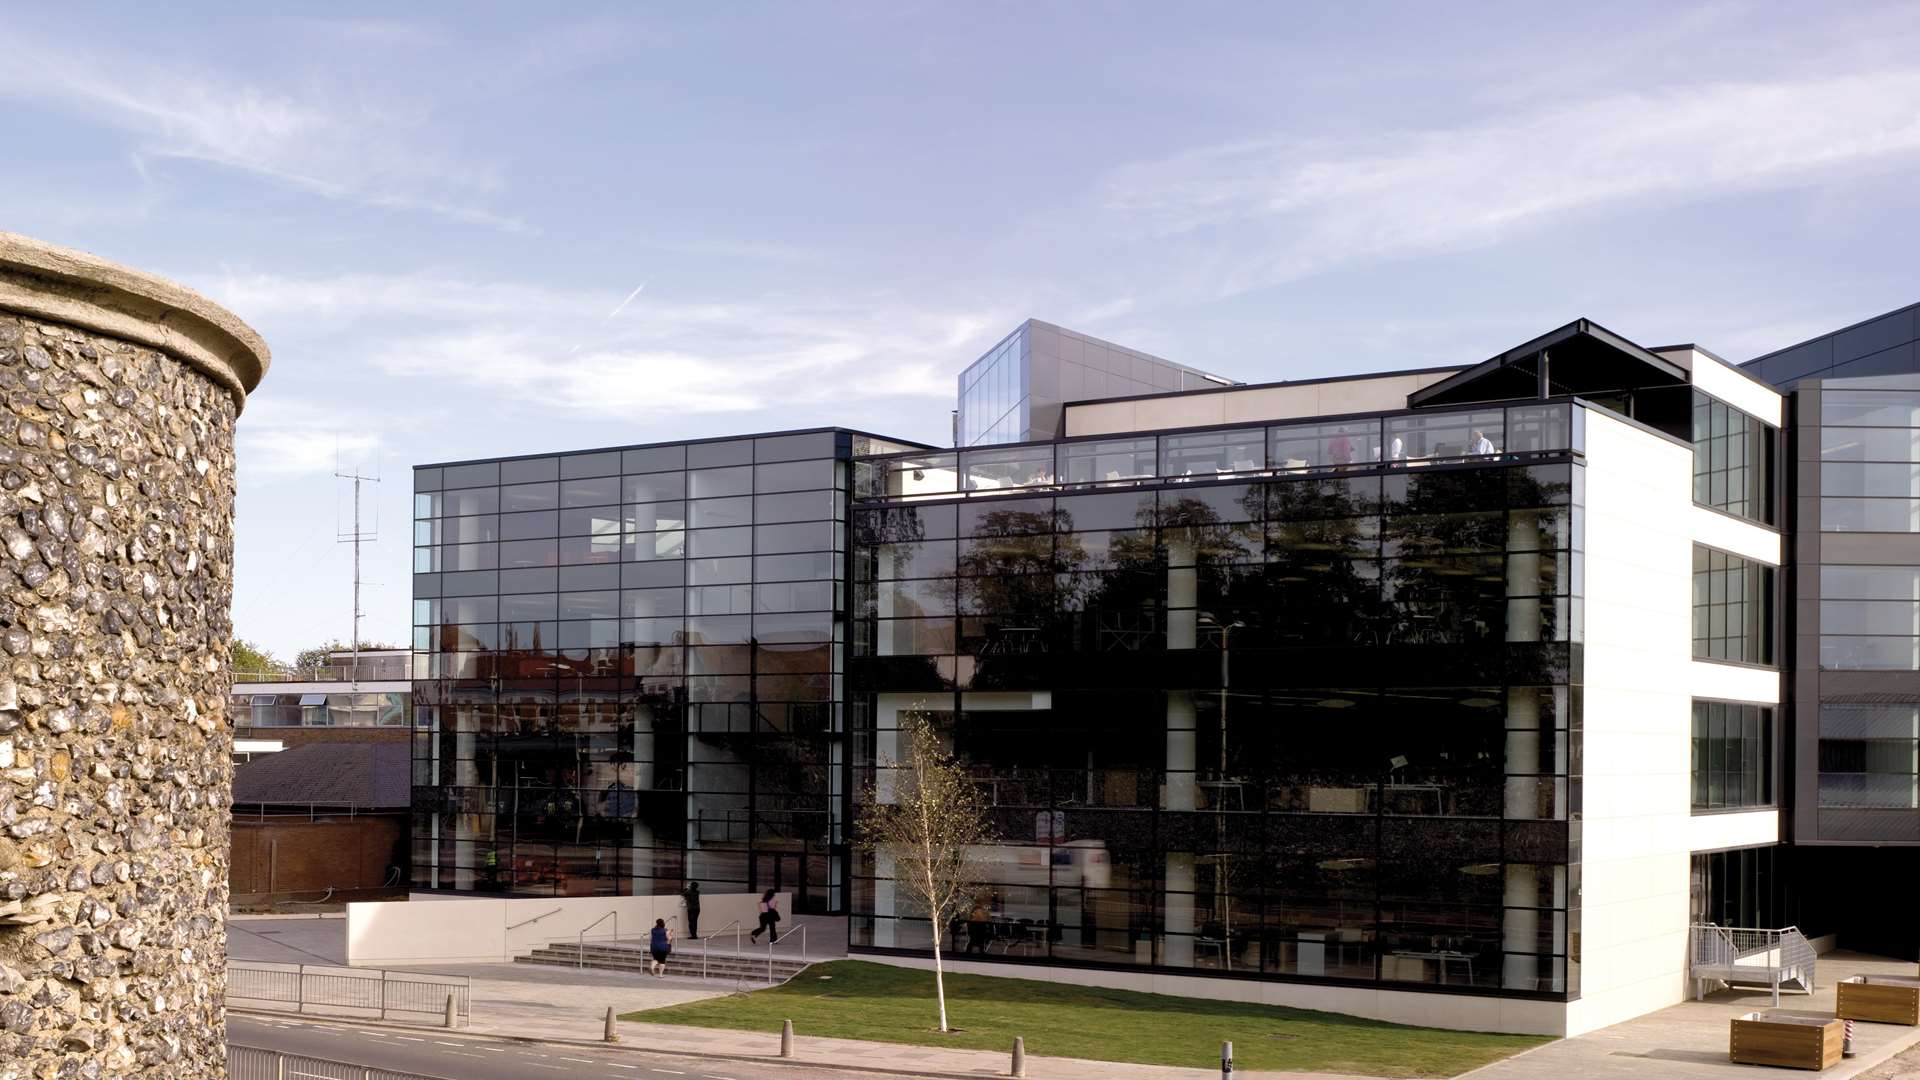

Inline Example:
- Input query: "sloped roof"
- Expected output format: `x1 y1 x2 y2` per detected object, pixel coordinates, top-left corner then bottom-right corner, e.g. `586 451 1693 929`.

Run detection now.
232 741 411 809
1407 318 1687 407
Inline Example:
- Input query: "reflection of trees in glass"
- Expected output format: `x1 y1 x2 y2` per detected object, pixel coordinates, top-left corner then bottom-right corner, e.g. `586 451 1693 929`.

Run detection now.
952 508 1086 632
1382 471 1509 644
1263 479 1380 645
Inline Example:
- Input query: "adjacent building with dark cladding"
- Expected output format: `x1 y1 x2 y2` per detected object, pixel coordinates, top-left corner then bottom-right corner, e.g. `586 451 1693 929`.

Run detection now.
1740 309 1920 959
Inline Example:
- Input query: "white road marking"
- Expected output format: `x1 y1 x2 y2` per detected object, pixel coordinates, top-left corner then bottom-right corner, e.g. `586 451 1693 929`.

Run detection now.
394 1036 426 1042
524 1064 567 1072
560 1058 596 1064
610 1066 637 1071
447 1051 484 1058
434 1040 464 1046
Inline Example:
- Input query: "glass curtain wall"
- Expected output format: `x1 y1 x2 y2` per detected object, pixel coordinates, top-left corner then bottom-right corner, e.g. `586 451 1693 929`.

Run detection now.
851 455 1583 997
1691 391 1774 524
957 326 1031 447
1819 376 1920 532
1691 547 1775 665
410 432 852 908
1690 701 1774 810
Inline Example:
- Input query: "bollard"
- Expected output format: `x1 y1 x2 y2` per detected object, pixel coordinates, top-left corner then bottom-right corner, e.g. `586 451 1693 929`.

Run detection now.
1011 1035 1026 1078
605 1006 620 1043
1843 1018 1854 1057
781 1018 794 1058
1222 1039 1233 1077
444 993 457 1030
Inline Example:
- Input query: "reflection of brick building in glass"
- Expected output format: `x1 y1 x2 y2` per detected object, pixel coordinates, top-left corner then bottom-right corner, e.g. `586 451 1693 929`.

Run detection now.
409 430 920 911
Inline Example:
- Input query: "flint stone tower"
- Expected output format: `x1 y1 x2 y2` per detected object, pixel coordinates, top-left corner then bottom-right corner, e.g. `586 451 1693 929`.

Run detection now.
0 233 268 1077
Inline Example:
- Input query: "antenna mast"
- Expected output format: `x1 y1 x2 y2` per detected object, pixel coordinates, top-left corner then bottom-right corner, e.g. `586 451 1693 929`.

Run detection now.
336 460 381 692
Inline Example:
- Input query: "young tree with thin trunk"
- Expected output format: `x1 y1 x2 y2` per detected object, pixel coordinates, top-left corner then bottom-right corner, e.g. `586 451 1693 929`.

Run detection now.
858 708 994 1034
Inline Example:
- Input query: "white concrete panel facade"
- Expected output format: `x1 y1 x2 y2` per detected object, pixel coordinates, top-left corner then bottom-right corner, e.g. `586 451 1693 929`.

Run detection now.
1656 346 1784 426
1690 506 1782 566
1688 810 1781 853
1572 410 1699 1036
345 892 785 966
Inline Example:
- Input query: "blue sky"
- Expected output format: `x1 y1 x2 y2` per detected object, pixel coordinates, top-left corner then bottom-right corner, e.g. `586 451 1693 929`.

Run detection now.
6 3 1920 658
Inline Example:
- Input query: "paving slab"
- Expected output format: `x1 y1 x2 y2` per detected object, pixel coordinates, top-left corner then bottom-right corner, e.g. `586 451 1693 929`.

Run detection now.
1466 951 1920 1080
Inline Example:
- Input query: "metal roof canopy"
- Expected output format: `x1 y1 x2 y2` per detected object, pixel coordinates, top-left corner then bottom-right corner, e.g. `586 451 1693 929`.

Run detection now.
1408 319 1689 408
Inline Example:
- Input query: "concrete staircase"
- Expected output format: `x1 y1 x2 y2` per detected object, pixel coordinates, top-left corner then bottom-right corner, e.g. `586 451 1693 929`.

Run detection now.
516 940 813 984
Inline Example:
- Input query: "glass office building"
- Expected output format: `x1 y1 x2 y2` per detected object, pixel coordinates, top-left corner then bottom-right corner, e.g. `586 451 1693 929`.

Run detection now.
850 403 1585 995
409 428 920 908
411 316 1816 1033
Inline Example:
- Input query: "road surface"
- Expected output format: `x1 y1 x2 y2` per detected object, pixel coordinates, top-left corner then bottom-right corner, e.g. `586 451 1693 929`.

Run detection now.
229 1015 850 1080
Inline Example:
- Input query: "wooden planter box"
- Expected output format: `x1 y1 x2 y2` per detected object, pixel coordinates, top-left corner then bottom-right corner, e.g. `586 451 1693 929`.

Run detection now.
1838 975 1920 1026
1729 1012 1842 1070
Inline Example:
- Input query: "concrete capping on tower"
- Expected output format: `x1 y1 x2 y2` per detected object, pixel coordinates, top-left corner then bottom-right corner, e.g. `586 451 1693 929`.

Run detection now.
0 232 269 408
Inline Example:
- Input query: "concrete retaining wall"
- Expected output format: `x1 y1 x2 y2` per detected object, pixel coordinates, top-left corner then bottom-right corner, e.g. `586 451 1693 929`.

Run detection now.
346 891 789 966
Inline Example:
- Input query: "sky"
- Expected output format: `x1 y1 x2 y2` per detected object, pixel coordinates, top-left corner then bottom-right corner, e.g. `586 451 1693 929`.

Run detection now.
5 2 1920 660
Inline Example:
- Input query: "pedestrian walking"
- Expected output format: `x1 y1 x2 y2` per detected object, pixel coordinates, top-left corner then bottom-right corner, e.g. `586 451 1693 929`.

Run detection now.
648 918 673 977
749 888 782 944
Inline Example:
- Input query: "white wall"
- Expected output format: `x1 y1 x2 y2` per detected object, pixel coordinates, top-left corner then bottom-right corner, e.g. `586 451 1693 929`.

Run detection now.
1690 506 1780 566
1569 410 1785 1036
1571 410 1699 1037
346 892 787 966
1062 370 1461 437
1689 810 1780 854
860 953 1567 1036
1656 347 1783 427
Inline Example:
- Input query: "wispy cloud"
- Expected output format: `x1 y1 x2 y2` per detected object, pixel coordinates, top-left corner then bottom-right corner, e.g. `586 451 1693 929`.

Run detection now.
204 269 1006 422
0 24 522 232
1101 69 1920 300
236 398 384 482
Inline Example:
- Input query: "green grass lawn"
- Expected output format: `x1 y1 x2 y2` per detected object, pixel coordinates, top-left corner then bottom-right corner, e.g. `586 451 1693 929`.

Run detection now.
623 960 1550 1077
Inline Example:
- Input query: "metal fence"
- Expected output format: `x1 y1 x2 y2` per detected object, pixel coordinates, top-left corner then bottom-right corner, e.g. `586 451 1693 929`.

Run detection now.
230 1044 454 1080
227 961 470 1024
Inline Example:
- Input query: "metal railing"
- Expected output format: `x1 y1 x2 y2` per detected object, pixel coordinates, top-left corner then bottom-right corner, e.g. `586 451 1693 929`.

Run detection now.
231 1044 455 1080
577 910 618 968
1689 924 1817 1005
700 919 742 980
505 906 562 931
227 961 470 1024
769 922 807 983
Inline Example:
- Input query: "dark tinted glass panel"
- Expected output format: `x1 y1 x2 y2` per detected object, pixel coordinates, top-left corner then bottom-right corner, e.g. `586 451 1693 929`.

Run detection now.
500 457 558 484
688 440 753 468
1691 701 1773 810
1691 391 1773 524
442 462 499 488
501 483 559 512
623 445 686 473
1691 546 1775 665
560 451 620 478
754 459 835 493
624 473 687 503
755 431 837 462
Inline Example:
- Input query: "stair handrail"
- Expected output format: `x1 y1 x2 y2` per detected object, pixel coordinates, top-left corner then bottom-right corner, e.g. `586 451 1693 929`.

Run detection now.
506 906 564 932
769 921 806 983
701 920 742 981
576 911 618 969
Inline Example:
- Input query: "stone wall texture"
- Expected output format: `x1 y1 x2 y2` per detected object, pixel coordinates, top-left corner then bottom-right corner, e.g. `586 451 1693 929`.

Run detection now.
0 234 266 1079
